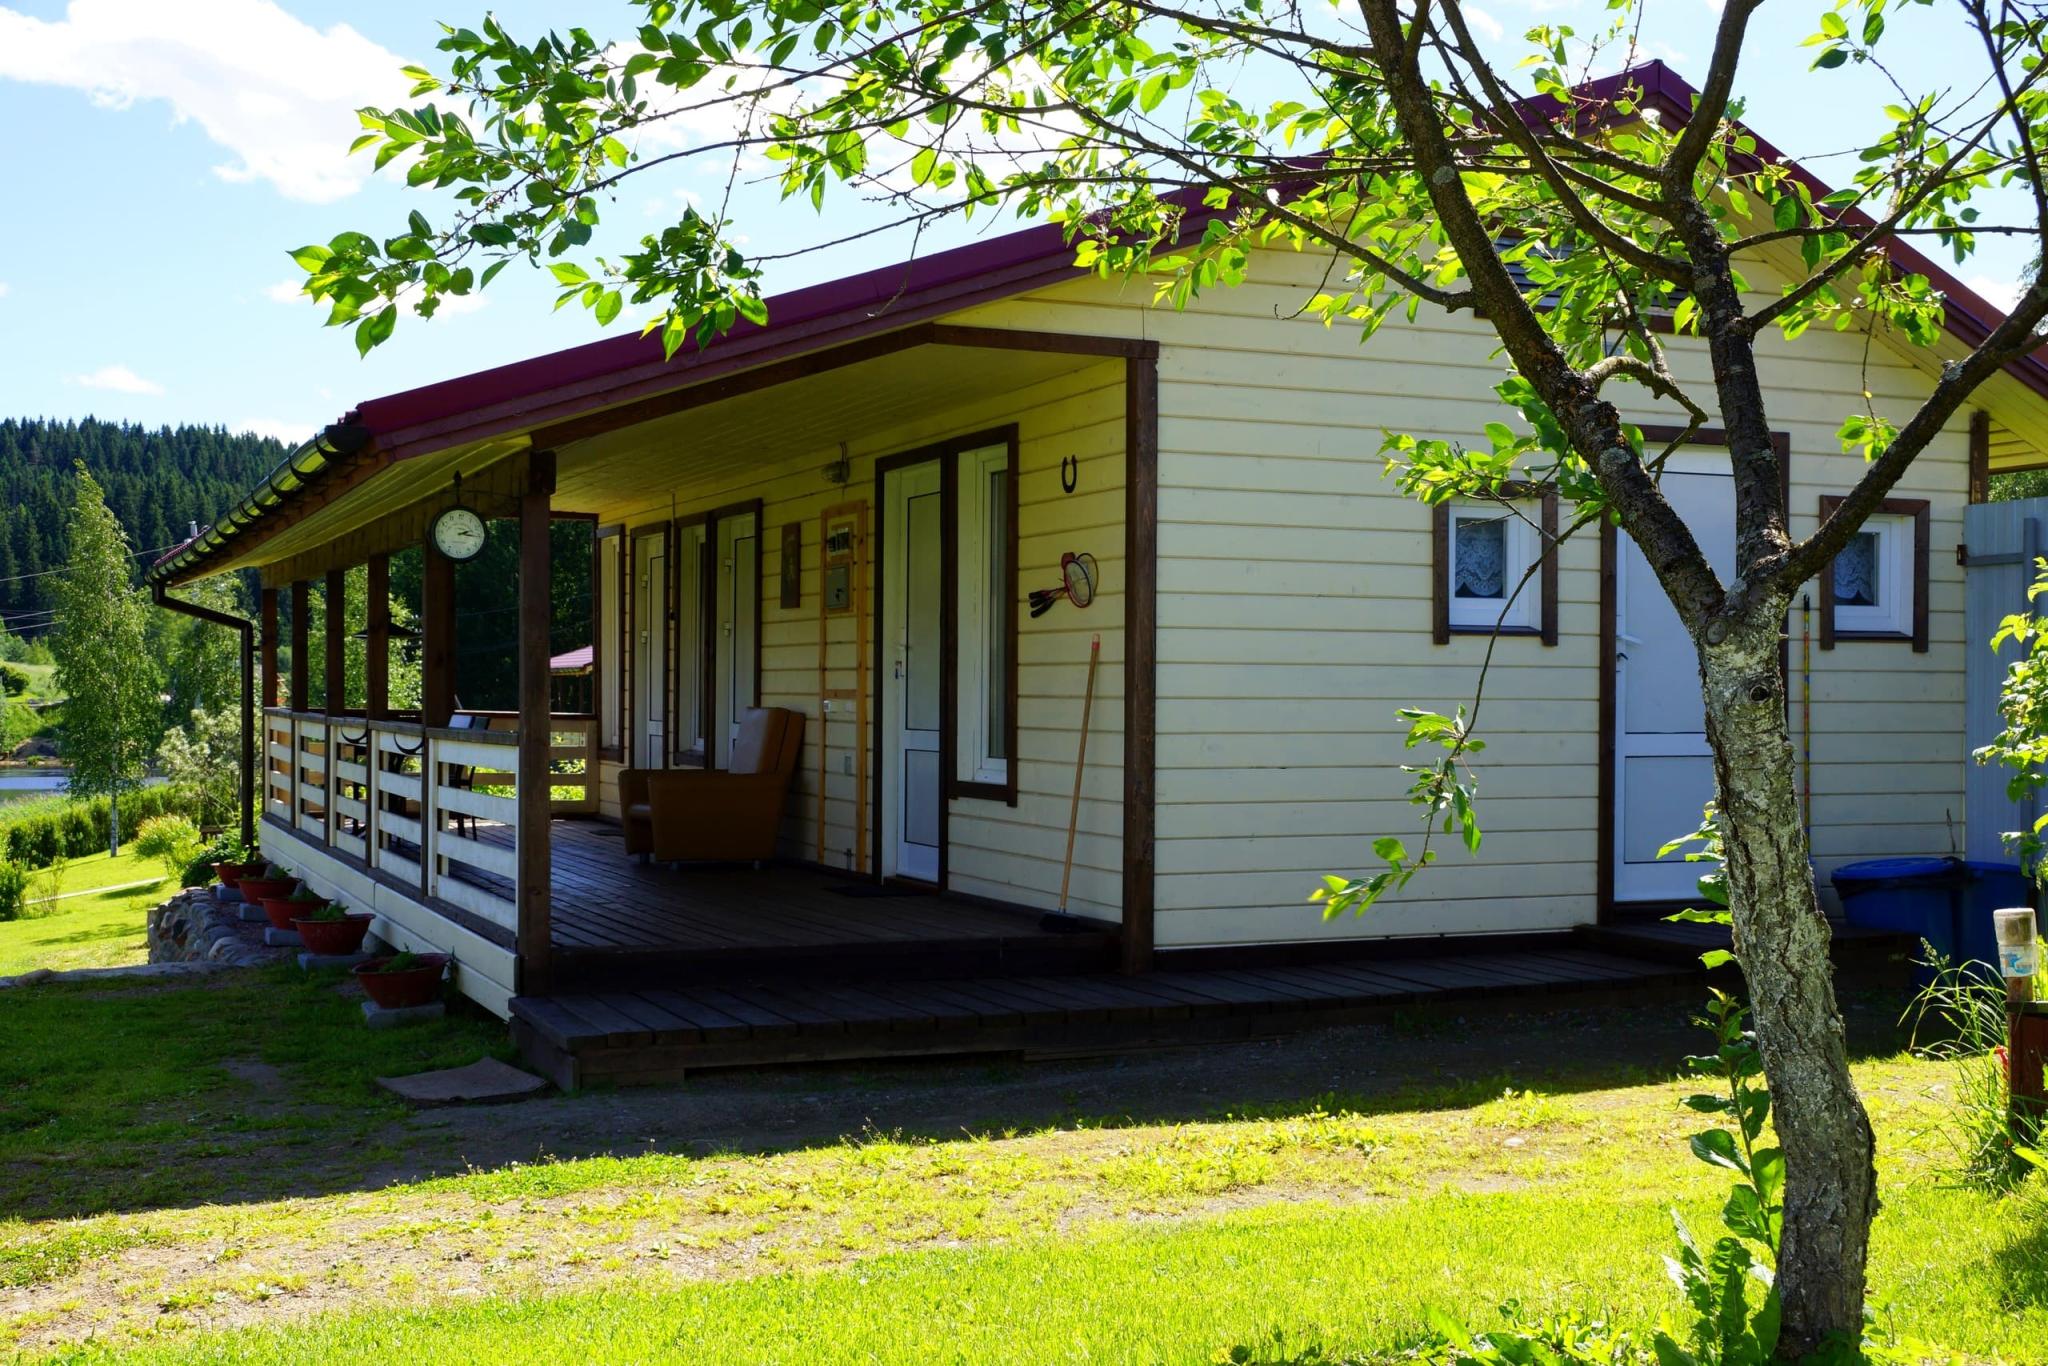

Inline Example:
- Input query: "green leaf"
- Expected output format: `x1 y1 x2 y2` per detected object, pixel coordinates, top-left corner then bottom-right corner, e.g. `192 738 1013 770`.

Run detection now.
1819 12 1848 38
593 289 623 325
288 245 333 273
1689 1128 1748 1176
549 262 591 286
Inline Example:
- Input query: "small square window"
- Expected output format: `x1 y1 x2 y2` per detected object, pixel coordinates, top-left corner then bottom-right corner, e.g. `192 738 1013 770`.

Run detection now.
1830 512 1913 638
1444 502 1542 633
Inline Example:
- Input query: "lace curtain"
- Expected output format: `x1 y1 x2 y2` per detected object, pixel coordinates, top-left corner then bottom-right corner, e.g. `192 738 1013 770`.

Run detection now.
1834 530 1879 607
1453 516 1507 599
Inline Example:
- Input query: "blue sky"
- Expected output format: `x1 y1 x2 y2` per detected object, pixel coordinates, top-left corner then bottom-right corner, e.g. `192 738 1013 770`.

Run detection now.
0 0 2036 444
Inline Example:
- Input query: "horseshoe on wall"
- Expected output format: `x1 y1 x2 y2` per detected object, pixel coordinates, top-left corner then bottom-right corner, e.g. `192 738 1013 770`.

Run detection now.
1060 454 1078 494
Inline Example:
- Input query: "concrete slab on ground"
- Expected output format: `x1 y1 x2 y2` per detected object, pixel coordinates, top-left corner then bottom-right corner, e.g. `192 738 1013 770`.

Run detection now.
298 950 374 973
237 906 268 924
376 1057 549 1107
262 927 303 948
362 1000 444 1029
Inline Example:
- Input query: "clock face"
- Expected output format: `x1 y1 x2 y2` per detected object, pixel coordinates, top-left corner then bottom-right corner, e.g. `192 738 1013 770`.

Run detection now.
433 507 487 561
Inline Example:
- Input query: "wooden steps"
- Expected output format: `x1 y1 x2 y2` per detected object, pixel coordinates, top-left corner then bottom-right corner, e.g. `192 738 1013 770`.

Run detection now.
1573 916 1918 973
509 947 1697 1090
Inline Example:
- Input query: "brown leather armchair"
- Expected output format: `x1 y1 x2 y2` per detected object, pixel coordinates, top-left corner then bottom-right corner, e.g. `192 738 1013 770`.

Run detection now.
620 707 803 865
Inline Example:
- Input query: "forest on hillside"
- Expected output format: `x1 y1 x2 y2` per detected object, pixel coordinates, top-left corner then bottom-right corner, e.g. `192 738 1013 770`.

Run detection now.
0 418 287 628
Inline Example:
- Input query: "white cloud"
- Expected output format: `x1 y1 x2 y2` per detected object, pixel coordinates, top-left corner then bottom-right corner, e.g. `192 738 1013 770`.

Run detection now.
0 282 10 298
69 364 164 395
1465 6 1506 41
0 0 414 203
1966 273 2024 311
233 417 313 444
265 278 308 304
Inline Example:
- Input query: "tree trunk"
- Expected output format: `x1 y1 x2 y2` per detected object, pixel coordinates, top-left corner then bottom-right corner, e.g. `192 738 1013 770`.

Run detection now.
108 792 120 859
1700 615 1877 1358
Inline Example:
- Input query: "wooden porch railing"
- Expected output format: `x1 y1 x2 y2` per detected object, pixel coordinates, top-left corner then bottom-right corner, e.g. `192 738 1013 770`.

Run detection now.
260 707 596 934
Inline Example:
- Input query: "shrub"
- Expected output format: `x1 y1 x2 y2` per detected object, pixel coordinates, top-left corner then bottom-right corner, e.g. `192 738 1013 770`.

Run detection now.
133 813 203 884
0 664 27 697
0 860 27 922
0 787 205 873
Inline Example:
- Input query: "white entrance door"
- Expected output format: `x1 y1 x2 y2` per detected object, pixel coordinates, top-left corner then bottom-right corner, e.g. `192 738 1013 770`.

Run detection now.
674 522 706 763
713 510 759 768
632 532 667 769
1613 454 1735 902
882 462 944 882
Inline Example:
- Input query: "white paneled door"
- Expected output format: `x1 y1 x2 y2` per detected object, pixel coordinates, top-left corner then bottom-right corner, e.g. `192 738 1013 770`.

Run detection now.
713 510 759 768
632 531 667 770
882 461 944 882
1613 454 1734 902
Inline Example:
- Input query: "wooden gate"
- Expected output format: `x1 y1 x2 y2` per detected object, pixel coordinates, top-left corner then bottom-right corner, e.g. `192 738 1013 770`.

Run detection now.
1964 499 2048 861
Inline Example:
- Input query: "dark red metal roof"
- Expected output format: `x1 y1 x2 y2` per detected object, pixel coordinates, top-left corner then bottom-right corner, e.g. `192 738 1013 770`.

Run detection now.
153 59 2048 584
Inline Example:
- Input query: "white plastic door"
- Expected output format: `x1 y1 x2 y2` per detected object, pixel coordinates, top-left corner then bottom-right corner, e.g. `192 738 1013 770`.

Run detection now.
883 462 943 881
633 532 667 769
1613 456 1734 902
713 511 758 768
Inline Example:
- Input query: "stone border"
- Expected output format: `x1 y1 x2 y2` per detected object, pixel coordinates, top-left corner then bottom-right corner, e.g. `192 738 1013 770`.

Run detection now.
147 885 289 969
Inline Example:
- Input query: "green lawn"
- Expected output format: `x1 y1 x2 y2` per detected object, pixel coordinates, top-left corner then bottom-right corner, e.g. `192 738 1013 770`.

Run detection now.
0 849 175 976
0 972 2041 1363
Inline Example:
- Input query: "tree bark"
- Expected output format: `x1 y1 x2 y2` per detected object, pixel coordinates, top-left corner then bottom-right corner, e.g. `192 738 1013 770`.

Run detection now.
109 791 120 859
1699 611 1877 1357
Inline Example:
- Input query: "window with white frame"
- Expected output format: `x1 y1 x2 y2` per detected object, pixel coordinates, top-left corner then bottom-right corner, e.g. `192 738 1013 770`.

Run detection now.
1830 511 1915 638
597 532 622 752
956 440 1012 791
1444 500 1542 633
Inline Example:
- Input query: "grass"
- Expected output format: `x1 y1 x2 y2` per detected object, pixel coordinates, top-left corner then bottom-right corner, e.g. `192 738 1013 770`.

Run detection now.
0 848 178 976
0 973 2042 1361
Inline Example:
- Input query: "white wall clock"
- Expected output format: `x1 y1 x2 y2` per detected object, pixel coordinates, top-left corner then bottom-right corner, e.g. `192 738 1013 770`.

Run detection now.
432 506 488 561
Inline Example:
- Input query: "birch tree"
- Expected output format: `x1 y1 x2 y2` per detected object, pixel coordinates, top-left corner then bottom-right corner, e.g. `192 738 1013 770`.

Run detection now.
52 467 159 855
294 2 2048 1353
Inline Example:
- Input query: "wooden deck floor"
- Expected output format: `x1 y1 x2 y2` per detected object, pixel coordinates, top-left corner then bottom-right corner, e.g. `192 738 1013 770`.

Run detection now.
522 819 1120 987
511 946 1697 1089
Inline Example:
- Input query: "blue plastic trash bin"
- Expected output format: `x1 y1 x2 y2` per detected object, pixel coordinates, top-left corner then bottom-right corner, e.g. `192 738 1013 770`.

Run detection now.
1959 861 2035 970
1830 856 1966 982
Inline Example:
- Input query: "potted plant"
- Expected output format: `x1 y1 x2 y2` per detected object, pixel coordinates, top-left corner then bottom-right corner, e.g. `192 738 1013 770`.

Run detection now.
263 882 327 932
210 842 263 887
237 864 297 905
351 952 448 1009
293 901 374 956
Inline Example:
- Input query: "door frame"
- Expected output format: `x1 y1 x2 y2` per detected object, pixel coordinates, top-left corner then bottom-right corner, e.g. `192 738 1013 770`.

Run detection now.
1597 424 1790 919
869 425 1019 887
626 522 672 771
707 499 764 769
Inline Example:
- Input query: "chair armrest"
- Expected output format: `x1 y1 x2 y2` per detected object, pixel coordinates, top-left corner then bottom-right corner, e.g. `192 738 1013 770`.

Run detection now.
620 768 651 806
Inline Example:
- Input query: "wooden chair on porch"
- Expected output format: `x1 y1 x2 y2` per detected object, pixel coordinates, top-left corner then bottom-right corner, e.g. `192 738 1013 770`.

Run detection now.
620 707 803 866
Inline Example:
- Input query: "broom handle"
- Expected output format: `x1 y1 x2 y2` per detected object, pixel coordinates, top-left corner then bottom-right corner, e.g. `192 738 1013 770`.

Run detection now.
1060 634 1102 913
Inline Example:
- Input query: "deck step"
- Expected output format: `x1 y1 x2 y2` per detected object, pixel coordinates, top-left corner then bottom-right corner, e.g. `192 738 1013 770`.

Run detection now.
1572 917 1918 971
510 948 1700 1089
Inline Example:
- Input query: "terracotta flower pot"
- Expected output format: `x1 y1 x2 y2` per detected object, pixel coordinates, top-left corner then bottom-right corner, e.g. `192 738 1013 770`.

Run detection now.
213 861 263 886
262 895 322 932
237 875 297 905
352 954 448 1010
294 912 373 956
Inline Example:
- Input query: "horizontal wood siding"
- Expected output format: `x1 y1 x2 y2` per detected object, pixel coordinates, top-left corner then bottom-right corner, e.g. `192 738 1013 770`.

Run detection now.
959 248 1972 946
584 358 1126 921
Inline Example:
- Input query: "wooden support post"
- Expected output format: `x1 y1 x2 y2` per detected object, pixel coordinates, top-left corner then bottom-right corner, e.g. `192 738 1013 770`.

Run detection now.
1120 352 1158 975
259 587 278 710
288 580 310 712
365 554 390 721
516 451 557 995
422 539 456 728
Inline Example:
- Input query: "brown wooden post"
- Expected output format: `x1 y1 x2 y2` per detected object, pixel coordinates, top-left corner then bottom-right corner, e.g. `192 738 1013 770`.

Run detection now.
422 540 456 727
288 580 310 711
516 451 557 995
1120 351 1158 975
365 554 390 721
259 586 279 710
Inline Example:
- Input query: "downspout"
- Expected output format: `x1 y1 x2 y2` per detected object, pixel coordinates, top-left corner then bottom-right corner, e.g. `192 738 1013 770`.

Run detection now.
150 584 256 852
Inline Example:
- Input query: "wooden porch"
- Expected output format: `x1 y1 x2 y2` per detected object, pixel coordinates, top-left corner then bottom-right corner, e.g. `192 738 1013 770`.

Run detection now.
511 945 1698 1090
535 819 1120 988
